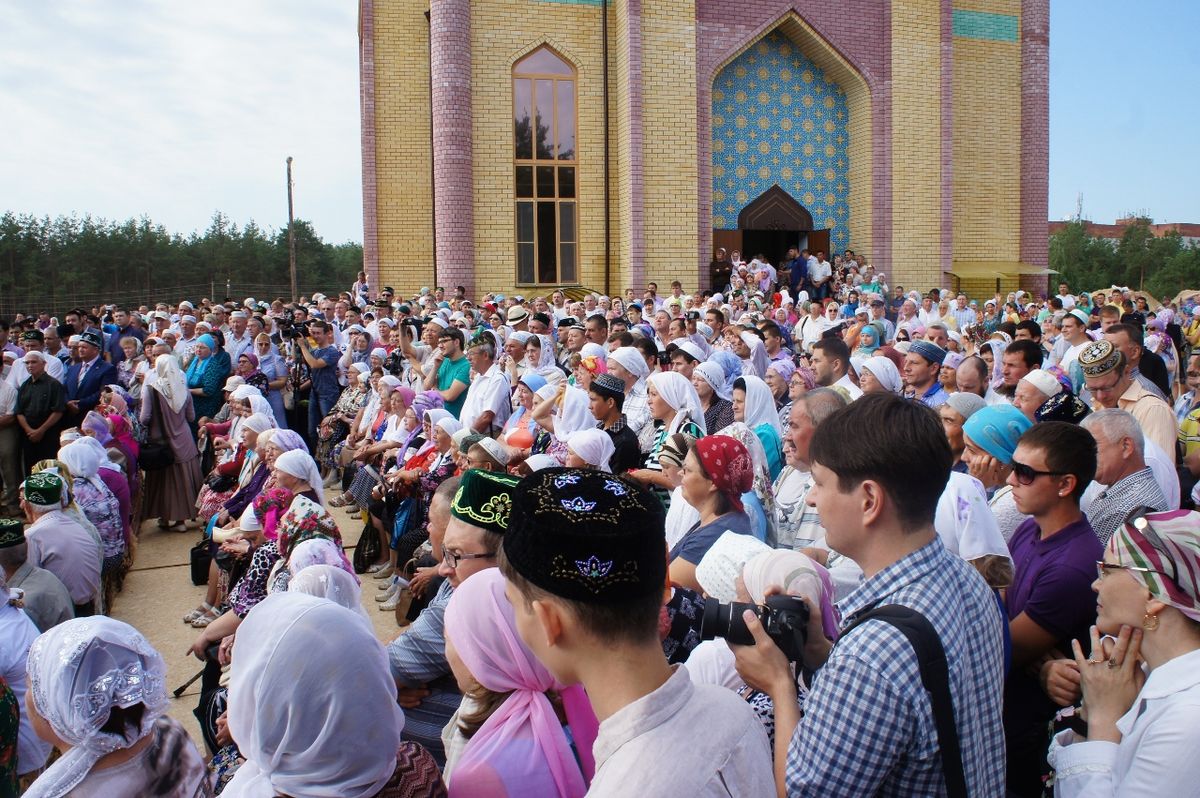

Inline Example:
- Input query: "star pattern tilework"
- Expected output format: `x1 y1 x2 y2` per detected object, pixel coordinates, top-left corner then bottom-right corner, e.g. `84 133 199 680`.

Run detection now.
712 31 850 253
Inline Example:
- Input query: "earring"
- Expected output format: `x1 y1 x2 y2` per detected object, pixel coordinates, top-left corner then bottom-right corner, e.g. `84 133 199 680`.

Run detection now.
1143 613 1159 632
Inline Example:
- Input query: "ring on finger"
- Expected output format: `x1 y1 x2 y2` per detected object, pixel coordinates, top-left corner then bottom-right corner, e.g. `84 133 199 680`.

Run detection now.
1106 659 1119 669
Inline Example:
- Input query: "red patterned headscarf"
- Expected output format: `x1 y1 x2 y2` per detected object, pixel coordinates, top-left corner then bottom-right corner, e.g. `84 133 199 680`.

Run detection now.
693 435 754 513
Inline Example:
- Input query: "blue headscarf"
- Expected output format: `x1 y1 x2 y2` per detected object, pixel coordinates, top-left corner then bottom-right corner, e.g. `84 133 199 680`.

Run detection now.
711 350 743 397
962 404 1032 464
186 333 218 387
854 324 881 357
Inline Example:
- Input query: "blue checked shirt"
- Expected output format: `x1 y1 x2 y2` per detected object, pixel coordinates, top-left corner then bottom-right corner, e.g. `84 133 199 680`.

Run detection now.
785 538 1006 796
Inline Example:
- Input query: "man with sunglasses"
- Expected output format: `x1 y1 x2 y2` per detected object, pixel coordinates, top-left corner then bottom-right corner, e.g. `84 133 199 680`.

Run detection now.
1002 421 1102 797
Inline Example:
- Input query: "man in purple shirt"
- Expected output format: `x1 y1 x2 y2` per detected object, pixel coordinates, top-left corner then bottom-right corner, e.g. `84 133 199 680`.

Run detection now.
1003 421 1101 797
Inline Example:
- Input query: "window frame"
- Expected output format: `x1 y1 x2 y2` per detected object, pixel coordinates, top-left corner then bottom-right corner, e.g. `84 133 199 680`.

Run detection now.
513 46 579 287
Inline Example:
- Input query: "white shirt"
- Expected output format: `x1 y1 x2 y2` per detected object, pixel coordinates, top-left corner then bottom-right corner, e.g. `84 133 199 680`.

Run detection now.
458 363 511 433
834 373 863 400
587 665 775 798
0 604 52 775
808 258 832 285
1048 648 1200 797
1059 293 1077 309
918 306 941 327
0 379 17 415
6 353 64 388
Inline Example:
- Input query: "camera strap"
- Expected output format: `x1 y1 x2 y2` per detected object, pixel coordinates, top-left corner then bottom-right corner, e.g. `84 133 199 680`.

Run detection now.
838 604 967 798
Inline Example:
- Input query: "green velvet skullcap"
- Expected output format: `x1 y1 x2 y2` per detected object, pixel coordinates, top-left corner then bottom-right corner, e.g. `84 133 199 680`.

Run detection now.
450 469 521 535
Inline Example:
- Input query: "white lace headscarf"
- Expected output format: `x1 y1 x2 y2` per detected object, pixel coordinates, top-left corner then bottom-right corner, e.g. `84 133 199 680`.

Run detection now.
288 564 369 621
223 592 404 798
23 617 168 798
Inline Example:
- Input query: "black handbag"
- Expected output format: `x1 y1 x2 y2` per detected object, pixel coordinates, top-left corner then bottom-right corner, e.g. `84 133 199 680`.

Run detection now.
141 441 175 470
189 539 212 586
352 517 381 574
205 473 237 493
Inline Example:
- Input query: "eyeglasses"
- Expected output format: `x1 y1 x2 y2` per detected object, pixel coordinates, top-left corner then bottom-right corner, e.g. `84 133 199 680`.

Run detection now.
1010 459 1068 486
1095 560 1173 581
442 549 496 569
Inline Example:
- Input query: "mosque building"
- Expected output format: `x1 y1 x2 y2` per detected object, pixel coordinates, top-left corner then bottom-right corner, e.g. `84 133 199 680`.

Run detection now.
359 0 1049 299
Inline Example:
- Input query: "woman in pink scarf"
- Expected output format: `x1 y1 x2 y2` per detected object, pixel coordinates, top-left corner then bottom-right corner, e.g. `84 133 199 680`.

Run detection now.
443 568 597 798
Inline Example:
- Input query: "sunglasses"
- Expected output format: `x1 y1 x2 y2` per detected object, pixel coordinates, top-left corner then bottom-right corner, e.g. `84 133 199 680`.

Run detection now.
1010 459 1068 486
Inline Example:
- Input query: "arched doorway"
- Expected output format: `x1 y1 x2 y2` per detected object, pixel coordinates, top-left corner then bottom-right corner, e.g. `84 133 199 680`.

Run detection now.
739 185 829 267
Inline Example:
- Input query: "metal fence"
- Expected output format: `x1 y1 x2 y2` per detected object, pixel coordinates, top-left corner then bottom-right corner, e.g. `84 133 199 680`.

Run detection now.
0 282 339 319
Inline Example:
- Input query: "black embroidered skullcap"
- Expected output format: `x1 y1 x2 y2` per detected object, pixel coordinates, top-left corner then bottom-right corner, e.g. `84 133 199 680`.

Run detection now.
19 329 43 343
78 330 103 349
0 518 25 549
589 373 625 404
503 468 666 604
1035 392 1091 424
450 469 520 535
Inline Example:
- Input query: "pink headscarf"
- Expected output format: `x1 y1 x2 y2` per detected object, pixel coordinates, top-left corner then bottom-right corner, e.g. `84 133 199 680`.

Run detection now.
105 412 139 458
444 569 596 797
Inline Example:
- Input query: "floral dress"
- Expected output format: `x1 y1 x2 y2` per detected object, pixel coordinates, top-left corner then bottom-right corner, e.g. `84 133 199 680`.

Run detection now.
317 385 368 467
73 478 125 567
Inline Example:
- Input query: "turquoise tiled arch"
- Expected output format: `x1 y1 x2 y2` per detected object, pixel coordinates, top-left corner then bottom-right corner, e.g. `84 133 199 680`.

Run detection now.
712 30 850 254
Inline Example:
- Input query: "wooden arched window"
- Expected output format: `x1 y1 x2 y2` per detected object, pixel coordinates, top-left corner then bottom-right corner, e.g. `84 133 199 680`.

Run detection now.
513 47 577 285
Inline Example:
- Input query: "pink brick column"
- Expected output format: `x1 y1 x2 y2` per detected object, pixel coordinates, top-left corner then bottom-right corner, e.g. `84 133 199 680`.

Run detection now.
1020 0 1050 296
939 0 954 289
430 0 474 290
358 0 380 294
624 0 647 293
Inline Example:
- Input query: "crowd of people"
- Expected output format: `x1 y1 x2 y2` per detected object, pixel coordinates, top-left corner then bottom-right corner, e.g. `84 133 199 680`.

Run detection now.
1 257 1199 797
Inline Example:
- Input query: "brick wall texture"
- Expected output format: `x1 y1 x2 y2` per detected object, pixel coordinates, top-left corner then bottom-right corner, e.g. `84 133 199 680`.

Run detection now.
360 0 1048 298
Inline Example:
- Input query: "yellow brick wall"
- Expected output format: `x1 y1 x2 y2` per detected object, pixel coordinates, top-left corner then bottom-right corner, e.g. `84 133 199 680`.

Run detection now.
373 0 434 292
639 0 699 290
890 0 943 289
952 2 1021 263
469 2 608 297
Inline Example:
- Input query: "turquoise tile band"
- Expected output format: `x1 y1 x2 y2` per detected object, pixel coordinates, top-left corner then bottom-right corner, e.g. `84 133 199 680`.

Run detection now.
952 9 1018 42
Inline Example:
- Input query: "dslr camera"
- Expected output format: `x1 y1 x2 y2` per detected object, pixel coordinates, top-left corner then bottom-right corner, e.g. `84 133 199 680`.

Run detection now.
700 594 809 662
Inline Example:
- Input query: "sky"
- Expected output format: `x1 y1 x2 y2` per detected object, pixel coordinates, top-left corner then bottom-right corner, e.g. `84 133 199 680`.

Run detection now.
2 1 1197 245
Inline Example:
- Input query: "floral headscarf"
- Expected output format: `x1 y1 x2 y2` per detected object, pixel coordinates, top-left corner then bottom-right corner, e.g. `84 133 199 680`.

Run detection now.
276 494 343 561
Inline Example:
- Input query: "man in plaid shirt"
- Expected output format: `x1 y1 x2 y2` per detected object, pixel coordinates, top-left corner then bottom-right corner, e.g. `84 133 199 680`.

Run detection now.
733 394 1006 796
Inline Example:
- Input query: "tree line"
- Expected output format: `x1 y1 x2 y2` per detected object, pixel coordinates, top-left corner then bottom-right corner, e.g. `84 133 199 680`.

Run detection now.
0 211 364 315
1049 218 1200 300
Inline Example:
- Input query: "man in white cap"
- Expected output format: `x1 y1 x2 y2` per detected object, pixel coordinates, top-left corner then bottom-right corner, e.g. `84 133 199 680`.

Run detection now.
1056 308 1093 393
226 309 253 361
1012 368 1062 421
506 305 530 332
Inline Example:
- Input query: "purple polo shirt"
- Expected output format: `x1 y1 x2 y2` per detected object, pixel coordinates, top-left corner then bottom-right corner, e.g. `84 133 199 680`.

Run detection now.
1003 516 1101 758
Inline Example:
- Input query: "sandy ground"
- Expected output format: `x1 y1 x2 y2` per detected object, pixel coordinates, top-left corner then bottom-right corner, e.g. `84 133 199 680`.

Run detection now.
109 503 402 746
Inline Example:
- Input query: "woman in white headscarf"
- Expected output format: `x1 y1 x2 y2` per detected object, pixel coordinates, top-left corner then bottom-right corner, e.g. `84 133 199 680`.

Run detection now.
737 330 771 378
858 354 903 394
57 440 126 607
692 360 735 434
526 334 565 384
732 375 784 480
530 384 594 465
288 563 368 620
274 449 326 506
628 371 706 491
224 592 444 797
22 617 208 798
564 428 615 472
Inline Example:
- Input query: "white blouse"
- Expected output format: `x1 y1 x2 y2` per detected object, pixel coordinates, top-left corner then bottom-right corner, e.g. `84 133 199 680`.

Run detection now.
1047 648 1200 797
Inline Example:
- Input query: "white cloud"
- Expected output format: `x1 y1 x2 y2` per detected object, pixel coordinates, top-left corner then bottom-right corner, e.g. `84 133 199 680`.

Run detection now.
0 0 363 242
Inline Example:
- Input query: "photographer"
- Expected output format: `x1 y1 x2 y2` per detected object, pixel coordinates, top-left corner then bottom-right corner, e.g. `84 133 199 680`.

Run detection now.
294 320 341 442
731 394 1006 795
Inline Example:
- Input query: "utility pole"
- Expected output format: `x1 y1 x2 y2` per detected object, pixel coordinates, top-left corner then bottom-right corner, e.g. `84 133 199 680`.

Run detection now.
287 156 298 302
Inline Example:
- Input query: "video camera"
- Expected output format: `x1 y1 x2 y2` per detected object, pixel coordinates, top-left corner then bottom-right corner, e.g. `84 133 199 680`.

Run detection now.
276 309 308 340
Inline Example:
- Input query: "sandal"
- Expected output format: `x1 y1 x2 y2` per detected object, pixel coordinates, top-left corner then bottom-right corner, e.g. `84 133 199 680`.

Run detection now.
328 494 353 508
191 609 220 628
183 602 215 623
